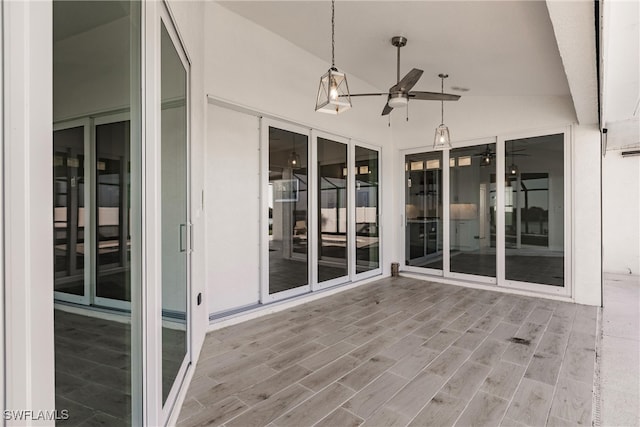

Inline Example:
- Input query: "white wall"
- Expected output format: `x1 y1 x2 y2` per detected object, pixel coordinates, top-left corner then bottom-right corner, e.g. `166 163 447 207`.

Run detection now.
203 2 393 316
603 152 640 275
572 124 602 306
203 0 603 316
206 105 260 314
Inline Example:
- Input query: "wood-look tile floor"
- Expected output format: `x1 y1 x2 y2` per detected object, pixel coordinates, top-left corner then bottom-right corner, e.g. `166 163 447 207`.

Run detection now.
178 277 597 427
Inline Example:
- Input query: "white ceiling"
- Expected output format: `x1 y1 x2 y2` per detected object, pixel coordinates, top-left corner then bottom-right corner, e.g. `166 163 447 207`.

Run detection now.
218 1 571 97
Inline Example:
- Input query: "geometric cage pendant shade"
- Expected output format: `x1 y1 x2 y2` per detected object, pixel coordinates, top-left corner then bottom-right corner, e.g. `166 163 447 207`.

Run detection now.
433 123 452 150
315 68 352 114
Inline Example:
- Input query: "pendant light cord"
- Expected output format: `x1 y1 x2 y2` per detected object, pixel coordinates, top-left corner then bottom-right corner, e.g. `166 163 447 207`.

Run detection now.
331 0 335 68
440 77 444 125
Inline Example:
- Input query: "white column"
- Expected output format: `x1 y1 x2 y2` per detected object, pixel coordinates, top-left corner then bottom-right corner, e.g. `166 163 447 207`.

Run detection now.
3 1 55 424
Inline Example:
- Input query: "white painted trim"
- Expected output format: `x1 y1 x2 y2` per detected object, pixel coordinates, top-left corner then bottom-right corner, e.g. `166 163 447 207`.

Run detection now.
143 1 161 424
313 130 350 291
52 118 92 306
309 129 319 289
443 149 451 276
260 117 312 303
0 0 4 415
158 2 193 424
497 126 572 298
353 141 383 279
3 0 55 418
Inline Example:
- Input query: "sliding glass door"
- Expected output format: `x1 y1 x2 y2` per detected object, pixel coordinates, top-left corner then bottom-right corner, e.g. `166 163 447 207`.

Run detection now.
405 151 443 272
449 144 496 280
354 145 380 276
402 130 569 295
265 123 311 300
53 122 90 304
261 122 382 302
316 135 349 288
53 1 142 423
503 134 565 287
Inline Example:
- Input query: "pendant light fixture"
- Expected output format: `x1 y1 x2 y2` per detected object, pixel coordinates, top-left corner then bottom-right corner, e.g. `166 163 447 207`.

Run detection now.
315 0 351 114
507 143 519 176
433 73 452 149
288 137 301 169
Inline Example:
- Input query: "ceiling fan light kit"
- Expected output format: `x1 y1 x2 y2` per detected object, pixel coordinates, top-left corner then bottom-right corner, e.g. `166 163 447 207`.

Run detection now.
433 73 453 150
315 0 352 114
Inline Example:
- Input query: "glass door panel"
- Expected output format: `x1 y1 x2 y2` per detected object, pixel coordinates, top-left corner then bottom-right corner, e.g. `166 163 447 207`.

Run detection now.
160 21 189 405
355 146 379 273
268 127 309 294
53 126 87 297
317 137 348 283
449 144 496 278
95 120 131 303
53 0 141 424
504 134 564 286
405 152 443 270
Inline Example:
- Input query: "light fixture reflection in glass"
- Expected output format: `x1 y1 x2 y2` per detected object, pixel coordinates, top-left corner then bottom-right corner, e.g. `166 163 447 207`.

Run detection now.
509 163 519 176
288 150 301 169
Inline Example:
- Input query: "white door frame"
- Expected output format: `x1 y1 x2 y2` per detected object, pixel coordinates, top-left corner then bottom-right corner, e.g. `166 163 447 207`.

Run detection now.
401 147 446 277
312 130 351 291
445 137 498 285
399 129 572 298
497 126 572 298
158 2 193 423
352 140 383 281
53 118 93 305
260 117 313 303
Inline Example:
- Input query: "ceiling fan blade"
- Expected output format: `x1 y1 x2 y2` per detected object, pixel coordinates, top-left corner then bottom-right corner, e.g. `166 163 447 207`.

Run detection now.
389 68 423 93
409 91 461 101
381 103 394 116
347 93 388 97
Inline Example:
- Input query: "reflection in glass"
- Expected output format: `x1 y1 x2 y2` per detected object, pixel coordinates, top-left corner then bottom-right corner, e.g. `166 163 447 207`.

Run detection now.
355 146 379 272
505 134 564 286
269 127 309 293
317 138 348 282
449 145 496 277
160 22 188 404
96 121 131 301
54 126 86 295
405 152 444 270
53 1 141 424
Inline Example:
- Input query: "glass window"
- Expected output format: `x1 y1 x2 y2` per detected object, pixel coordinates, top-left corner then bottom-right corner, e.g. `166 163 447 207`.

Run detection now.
268 127 309 294
53 126 86 295
449 144 496 277
355 146 379 273
405 152 444 270
504 134 564 286
95 120 131 301
160 21 189 404
53 1 141 423
317 138 348 283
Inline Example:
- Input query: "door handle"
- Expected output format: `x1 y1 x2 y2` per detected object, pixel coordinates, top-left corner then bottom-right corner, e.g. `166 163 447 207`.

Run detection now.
180 223 187 252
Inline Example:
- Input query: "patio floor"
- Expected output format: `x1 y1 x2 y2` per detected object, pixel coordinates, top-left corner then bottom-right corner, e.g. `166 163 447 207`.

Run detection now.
177 277 597 427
